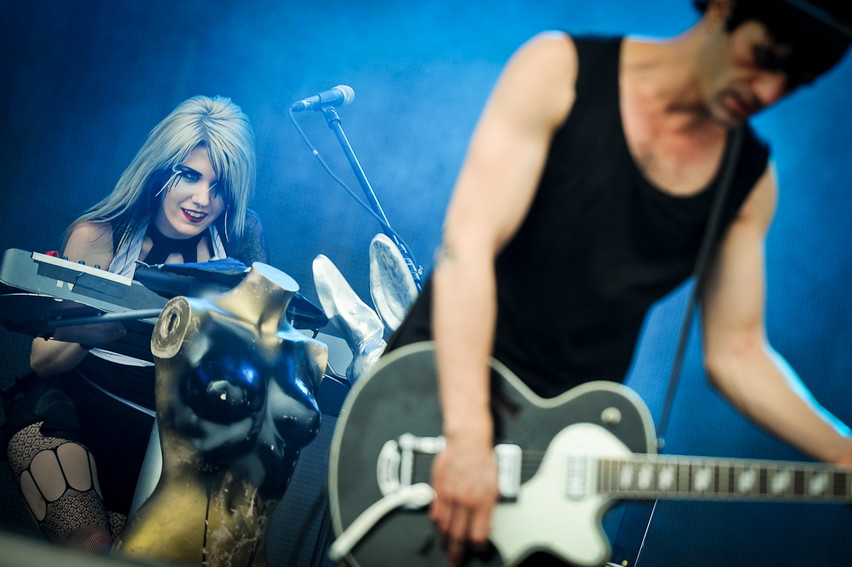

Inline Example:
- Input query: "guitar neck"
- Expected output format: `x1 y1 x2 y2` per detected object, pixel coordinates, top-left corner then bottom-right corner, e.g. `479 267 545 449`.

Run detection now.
595 454 852 502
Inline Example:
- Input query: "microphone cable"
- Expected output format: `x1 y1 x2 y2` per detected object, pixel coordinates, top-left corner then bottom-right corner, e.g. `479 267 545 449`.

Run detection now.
288 106 420 276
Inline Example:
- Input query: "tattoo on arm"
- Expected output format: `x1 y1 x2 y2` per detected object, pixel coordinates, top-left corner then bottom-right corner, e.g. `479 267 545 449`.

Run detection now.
434 241 456 268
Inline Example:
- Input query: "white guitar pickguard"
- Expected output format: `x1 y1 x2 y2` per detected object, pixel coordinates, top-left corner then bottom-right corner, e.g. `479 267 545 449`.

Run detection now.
491 423 631 567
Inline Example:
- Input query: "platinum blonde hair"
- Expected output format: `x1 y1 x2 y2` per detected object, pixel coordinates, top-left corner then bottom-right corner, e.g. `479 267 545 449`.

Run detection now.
69 95 256 250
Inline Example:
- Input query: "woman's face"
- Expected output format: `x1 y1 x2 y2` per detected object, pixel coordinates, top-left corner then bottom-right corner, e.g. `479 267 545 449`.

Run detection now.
154 145 226 239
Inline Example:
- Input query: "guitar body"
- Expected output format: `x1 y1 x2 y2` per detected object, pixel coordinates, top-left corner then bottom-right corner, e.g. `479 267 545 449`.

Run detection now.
328 341 658 567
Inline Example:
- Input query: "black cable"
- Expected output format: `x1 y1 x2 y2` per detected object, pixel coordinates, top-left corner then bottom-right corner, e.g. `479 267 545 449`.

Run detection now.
632 127 745 567
288 108 420 270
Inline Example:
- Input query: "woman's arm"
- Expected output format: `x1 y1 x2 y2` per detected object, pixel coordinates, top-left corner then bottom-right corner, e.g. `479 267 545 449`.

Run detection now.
230 209 269 265
30 221 121 377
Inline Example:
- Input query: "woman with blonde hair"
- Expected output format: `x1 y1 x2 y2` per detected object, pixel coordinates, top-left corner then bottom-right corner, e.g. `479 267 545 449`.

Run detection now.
4 95 268 552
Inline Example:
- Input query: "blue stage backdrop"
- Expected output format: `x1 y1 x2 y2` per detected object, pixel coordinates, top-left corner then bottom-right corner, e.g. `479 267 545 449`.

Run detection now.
2 1 851 566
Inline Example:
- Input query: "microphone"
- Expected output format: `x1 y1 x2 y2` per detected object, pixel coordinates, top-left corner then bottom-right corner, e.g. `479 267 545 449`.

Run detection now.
291 85 355 112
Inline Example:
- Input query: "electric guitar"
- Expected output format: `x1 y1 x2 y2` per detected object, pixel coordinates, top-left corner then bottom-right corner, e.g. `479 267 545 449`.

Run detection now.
327 341 852 567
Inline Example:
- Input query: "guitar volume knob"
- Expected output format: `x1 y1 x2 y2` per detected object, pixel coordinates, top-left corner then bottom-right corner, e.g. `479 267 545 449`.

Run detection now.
601 406 622 426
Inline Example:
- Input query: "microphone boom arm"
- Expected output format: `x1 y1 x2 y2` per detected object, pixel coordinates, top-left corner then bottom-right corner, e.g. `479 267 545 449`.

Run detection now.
321 106 423 291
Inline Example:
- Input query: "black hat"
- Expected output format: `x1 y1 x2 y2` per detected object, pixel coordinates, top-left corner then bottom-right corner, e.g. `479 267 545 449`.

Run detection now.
781 0 852 39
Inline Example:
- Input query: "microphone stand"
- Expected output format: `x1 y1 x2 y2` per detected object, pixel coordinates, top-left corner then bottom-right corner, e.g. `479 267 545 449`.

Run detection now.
321 106 422 291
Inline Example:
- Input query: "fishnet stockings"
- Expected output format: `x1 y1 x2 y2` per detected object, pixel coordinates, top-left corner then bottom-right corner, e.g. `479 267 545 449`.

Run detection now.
6 422 126 552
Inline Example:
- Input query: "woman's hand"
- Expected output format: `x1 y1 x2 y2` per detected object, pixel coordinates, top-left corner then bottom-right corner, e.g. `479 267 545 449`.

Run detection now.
52 321 127 347
30 322 126 377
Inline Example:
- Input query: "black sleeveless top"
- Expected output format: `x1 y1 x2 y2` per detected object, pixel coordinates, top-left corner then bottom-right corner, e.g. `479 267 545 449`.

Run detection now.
388 37 769 398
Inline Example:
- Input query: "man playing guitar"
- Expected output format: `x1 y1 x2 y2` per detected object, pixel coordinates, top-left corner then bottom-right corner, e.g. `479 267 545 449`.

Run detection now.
385 1 852 565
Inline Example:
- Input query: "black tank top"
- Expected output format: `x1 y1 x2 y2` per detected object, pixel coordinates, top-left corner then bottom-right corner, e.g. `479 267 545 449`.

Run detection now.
388 37 769 398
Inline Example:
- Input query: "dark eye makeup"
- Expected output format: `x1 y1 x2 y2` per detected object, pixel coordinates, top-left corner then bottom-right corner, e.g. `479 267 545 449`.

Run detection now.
170 164 225 198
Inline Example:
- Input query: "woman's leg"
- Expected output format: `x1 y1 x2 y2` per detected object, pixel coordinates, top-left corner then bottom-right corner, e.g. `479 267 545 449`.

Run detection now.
6 422 113 553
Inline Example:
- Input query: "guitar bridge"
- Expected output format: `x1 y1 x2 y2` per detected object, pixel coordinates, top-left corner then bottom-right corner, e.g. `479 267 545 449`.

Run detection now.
377 433 522 502
378 433 444 502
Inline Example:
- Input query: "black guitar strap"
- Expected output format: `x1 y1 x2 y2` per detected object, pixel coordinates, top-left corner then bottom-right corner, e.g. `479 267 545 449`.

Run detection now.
629 126 746 567
656 125 745 440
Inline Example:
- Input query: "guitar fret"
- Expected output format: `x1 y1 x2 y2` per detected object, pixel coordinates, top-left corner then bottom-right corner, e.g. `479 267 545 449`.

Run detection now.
834 471 849 499
678 459 690 495
719 463 730 496
794 469 805 497
597 459 607 493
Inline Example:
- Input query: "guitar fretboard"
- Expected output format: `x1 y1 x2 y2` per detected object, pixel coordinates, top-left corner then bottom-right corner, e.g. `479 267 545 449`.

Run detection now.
593 455 852 502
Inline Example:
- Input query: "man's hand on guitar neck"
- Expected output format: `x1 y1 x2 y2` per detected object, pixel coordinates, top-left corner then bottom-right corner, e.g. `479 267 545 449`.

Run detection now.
429 430 499 566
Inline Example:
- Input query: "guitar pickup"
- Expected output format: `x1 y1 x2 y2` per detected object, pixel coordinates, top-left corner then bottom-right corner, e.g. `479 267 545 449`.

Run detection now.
495 443 522 500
